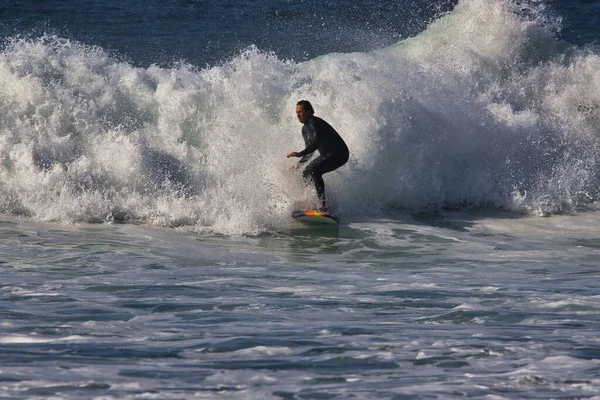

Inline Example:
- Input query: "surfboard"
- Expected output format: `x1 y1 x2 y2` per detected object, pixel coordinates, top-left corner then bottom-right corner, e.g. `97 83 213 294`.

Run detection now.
291 210 340 225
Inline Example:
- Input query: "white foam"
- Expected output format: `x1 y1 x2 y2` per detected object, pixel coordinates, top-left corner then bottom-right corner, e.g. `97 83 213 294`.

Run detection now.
0 335 87 344
1 0 599 234
233 346 294 357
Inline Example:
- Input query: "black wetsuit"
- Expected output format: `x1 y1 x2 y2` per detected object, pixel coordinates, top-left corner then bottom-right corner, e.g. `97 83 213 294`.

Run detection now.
297 116 349 208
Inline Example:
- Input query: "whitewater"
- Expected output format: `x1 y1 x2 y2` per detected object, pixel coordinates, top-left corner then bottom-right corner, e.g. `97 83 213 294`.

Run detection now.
1 0 599 235
1 0 600 398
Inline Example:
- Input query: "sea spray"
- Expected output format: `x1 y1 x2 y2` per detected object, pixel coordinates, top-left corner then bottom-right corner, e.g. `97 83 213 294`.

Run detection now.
0 0 599 235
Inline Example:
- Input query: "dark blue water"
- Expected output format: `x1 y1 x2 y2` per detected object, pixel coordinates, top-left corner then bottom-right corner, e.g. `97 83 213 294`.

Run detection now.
3 0 597 67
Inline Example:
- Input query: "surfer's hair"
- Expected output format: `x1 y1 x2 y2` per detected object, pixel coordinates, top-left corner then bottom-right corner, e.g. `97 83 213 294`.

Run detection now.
297 100 314 114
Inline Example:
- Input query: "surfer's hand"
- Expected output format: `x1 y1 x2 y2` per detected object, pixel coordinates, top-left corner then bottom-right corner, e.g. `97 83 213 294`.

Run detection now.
287 152 300 158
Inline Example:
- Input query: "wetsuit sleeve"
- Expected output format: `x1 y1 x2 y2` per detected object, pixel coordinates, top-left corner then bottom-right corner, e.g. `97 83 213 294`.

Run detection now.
299 141 319 157
298 154 311 165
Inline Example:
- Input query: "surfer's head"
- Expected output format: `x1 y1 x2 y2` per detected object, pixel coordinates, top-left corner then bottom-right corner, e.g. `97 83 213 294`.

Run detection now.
296 100 314 123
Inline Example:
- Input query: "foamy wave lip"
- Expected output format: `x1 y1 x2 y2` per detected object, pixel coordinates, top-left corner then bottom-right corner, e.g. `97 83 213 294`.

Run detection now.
529 297 599 309
479 286 501 293
233 346 294 357
375 282 441 291
0 335 88 344
2 286 58 296
1 0 599 235
266 286 316 294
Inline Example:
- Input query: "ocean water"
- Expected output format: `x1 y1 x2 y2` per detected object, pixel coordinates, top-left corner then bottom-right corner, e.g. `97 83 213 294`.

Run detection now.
1 0 600 398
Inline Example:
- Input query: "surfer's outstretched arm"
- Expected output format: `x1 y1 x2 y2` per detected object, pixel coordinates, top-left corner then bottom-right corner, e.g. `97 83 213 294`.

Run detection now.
286 151 312 169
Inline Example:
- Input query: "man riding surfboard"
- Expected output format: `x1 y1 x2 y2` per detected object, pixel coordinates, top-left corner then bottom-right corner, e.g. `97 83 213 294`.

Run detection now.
287 100 349 212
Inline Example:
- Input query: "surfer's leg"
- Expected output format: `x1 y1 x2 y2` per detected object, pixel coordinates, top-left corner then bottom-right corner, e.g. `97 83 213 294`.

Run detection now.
314 153 349 210
317 152 349 175
302 156 327 209
313 175 327 210
303 154 348 211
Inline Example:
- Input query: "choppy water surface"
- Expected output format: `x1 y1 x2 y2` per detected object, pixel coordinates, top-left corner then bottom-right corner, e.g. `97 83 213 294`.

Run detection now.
1 210 599 399
2 0 600 398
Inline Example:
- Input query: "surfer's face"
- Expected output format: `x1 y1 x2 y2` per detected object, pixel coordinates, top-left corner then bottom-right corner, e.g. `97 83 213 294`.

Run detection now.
296 105 312 123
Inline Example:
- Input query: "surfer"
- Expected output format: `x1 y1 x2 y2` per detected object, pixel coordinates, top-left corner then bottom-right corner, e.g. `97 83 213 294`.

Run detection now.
287 100 349 212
